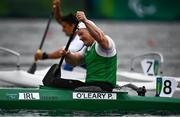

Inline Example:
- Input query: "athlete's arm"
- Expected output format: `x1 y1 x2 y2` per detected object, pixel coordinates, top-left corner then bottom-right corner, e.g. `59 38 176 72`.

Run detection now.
53 0 63 24
65 51 85 67
76 11 110 49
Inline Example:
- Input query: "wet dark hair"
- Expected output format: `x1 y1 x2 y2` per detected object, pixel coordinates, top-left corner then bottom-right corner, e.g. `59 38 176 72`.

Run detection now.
62 13 78 25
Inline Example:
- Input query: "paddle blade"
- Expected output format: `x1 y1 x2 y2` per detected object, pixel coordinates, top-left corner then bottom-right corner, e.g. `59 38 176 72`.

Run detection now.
43 64 61 86
27 62 37 74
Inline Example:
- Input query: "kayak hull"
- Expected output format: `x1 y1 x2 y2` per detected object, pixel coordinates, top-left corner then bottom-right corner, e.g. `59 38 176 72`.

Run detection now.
0 86 180 112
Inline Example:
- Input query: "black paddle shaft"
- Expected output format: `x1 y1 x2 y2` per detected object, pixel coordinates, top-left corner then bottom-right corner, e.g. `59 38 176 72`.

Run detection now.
43 22 79 85
56 22 79 76
27 11 54 74
39 11 54 49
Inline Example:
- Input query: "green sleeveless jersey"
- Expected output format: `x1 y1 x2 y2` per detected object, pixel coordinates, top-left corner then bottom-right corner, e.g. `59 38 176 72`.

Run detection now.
84 42 117 87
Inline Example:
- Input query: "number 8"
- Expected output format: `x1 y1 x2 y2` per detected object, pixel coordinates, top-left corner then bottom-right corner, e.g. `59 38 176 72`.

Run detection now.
163 80 172 94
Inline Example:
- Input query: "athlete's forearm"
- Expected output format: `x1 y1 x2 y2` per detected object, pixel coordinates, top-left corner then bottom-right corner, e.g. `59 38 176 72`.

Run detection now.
85 20 103 41
76 11 110 49
85 20 110 49
53 0 63 24
47 51 61 59
65 52 84 66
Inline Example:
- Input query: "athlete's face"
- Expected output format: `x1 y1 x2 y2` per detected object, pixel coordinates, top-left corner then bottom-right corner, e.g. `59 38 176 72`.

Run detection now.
61 22 74 36
78 29 94 46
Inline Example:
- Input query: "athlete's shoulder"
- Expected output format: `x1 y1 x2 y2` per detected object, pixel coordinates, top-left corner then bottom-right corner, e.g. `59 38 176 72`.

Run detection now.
95 35 116 57
69 35 84 52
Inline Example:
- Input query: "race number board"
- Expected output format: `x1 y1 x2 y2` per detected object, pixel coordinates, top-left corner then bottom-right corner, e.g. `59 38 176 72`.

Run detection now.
156 77 177 97
141 59 159 76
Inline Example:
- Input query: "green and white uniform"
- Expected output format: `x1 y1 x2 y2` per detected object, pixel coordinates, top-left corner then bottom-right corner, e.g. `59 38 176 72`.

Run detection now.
81 35 117 87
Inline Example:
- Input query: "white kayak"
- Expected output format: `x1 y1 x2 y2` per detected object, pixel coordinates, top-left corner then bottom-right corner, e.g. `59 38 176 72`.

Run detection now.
0 66 147 87
118 71 180 82
0 67 179 91
0 67 86 87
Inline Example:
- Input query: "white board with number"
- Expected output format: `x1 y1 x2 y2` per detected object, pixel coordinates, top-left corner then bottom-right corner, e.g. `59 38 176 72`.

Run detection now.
158 77 178 97
141 59 157 76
